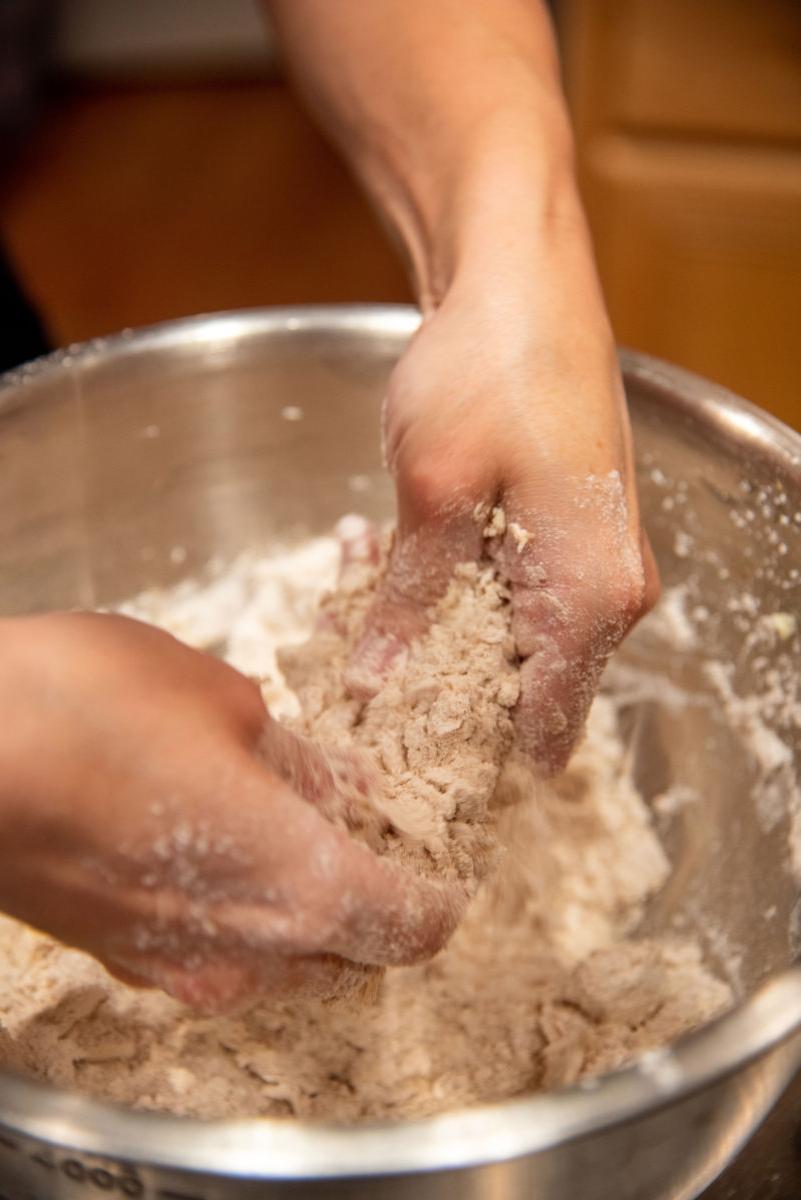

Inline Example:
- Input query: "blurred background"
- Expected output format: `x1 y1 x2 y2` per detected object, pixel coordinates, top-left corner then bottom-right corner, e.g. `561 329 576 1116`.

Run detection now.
0 0 799 424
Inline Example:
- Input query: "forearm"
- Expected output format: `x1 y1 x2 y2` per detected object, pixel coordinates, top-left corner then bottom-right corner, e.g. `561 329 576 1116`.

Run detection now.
267 0 597 311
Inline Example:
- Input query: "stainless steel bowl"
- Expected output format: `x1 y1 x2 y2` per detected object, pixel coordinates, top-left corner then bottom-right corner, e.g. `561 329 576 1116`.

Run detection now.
1 305 801 1200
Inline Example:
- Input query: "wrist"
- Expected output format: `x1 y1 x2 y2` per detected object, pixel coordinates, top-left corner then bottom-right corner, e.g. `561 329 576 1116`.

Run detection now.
428 153 616 381
435 111 582 301
365 97 589 311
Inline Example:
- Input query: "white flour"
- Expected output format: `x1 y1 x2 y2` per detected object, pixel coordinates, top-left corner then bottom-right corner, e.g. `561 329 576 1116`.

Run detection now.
0 537 731 1120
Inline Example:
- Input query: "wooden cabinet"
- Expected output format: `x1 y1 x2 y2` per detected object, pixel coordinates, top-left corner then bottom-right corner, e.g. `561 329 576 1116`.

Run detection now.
558 0 801 426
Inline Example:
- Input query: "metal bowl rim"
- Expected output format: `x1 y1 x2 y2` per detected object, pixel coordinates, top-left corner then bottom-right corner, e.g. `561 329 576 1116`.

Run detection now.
1 303 800 1179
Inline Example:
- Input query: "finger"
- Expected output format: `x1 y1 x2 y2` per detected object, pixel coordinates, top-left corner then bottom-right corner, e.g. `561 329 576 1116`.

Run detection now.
641 530 661 614
320 842 468 966
345 436 489 699
237 830 467 967
493 509 647 774
105 918 360 1011
154 958 367 1011
103 961 154 990
227 771 468 967
114 948 378 1012
258 718 388 851
111 771 465 990
345 498 484 700
106 954 261 1014
153 962 258 1012
512 598 607 774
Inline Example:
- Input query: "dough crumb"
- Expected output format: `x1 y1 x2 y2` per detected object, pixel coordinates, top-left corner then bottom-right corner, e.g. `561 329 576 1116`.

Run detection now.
508 521 531 551
277 547 518 888
482 505 507 539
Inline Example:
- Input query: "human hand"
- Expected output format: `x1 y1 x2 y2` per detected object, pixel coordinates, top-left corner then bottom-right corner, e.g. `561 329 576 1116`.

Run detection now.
0 612 462 1010
347 267 659 773
268 0 660 772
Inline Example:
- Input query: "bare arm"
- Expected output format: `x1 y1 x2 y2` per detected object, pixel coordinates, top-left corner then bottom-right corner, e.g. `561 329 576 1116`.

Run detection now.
269 0 659 772
268 0 579 307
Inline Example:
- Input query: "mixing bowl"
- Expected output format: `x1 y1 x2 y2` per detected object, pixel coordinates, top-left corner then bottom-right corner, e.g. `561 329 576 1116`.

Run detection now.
1 305 800 1200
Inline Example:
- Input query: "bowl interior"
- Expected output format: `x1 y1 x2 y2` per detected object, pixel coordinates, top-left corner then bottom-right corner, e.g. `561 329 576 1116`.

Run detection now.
1 306 799 1005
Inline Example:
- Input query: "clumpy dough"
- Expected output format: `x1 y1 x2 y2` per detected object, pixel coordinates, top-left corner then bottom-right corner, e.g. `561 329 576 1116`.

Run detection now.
0 538 731 1120
274 551 519 885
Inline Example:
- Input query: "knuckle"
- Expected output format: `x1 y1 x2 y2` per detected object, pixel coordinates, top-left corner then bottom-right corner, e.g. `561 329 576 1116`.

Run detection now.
542 544 648 644
226 671 268 739
398 449 475 519
591 555 648 636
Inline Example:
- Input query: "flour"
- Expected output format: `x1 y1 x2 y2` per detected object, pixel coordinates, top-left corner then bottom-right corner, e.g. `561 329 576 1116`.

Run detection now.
0 535 732 1120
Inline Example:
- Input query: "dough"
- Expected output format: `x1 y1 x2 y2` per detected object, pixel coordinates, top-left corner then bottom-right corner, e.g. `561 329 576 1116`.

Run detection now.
0 538 731 1120
275 549 518 885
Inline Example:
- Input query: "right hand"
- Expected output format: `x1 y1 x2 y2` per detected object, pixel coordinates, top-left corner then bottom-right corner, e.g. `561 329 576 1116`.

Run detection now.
344 259 659 775
0 611 463 1011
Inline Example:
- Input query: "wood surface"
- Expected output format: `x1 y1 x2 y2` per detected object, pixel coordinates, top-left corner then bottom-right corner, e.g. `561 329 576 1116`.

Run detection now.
1 3 799 424
0 81 411 345
560 0 801 425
